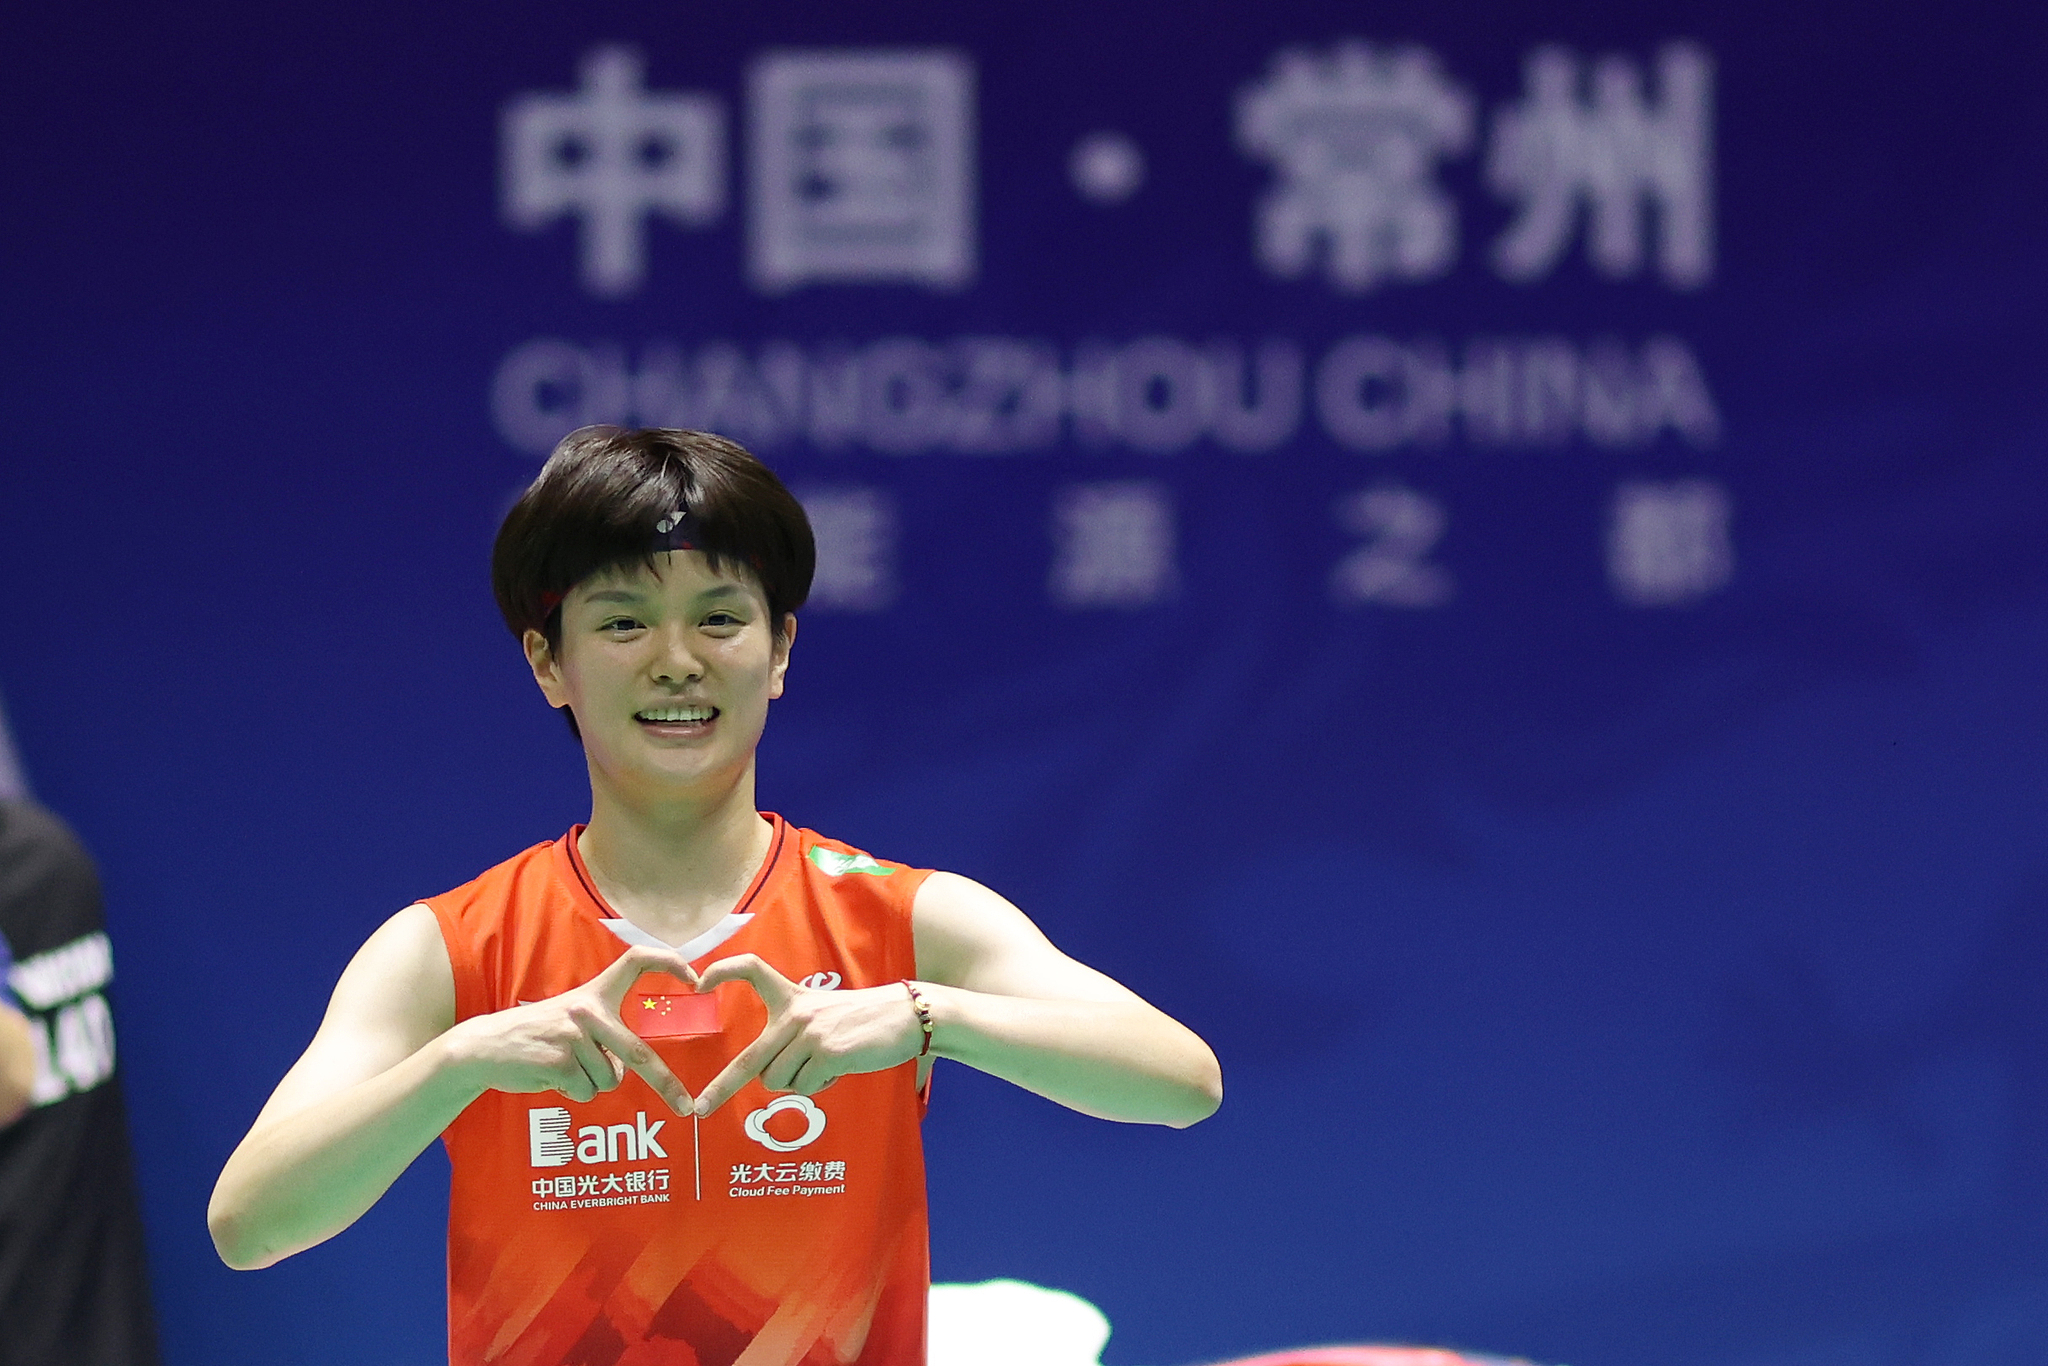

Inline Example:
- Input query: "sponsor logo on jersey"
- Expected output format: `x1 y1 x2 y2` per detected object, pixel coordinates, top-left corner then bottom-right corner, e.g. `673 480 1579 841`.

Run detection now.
529 1107 574 1167
743 1093 827 1152
529 1106 669 1166
799 971 842 990
806 846 893 877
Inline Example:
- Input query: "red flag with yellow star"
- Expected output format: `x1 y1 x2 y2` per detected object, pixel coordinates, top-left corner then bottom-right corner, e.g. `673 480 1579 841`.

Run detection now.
621 990 720 1038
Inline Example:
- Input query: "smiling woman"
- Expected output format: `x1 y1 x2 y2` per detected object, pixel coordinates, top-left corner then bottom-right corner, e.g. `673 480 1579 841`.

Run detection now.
207 426 1220 1366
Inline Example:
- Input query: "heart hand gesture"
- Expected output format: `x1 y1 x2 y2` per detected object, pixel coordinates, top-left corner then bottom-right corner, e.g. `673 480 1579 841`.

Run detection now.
691 956 926 1116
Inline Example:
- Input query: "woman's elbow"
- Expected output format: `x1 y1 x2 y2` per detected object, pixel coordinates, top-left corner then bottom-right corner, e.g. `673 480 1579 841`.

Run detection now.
1166 1050 1223 1128
207 1188 282 1271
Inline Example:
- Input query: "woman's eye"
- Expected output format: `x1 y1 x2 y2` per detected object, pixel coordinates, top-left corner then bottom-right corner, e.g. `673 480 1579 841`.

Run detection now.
603 617 644 632
703 613 740 629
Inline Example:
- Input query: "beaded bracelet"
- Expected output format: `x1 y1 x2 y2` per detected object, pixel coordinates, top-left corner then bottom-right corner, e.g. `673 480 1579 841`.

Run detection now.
900 980 935 1058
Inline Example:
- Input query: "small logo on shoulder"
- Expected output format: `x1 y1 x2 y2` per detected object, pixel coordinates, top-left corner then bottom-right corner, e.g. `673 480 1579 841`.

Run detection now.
807 846 893 877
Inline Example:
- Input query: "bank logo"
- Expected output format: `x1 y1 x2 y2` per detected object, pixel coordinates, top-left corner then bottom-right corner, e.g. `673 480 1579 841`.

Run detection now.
529 1106 575 1167
799 971 843 990
528 1106 670 1166
744 1094 828 1152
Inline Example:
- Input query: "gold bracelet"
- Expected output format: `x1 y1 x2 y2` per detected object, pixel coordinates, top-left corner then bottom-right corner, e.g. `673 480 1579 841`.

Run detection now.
900 980 934 1058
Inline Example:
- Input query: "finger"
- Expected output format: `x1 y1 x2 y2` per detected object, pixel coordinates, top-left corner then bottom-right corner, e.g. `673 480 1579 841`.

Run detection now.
569 1036 619 1094
787 1052 841 1096
694 954 800 1013
760 1037 816 1094
581 1012 694 1114
693 1016 802 1117
554 1056 598 1104
589 944 703 1008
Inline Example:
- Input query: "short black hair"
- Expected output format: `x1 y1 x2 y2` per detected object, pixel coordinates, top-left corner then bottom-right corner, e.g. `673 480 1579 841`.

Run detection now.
492 427 814 734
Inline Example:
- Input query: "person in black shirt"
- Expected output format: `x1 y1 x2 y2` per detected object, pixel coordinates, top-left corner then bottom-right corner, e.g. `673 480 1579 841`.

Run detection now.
0 941 30 1124
0 798 161 1366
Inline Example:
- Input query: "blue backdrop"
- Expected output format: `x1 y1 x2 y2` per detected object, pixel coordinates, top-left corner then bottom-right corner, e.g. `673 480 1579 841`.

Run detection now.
3 1 2047 1362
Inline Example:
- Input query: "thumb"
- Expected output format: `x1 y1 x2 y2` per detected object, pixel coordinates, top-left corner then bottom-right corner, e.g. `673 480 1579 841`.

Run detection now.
590 944 701 1010
694 953 799 1012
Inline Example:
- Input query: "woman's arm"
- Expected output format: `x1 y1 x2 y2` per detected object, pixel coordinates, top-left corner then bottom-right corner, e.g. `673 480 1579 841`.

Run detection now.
208 907 697 1270
909 872 1222 1127
688 872 1221 1128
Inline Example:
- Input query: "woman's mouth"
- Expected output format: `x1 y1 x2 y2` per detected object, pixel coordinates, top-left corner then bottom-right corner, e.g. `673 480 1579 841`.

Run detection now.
634 704 719 736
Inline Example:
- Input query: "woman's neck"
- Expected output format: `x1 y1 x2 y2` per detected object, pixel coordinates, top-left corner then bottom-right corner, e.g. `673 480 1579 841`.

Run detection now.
576 766 775 948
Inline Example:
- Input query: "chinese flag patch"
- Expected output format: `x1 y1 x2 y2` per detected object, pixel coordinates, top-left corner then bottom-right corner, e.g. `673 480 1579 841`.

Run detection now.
622 992 720 1038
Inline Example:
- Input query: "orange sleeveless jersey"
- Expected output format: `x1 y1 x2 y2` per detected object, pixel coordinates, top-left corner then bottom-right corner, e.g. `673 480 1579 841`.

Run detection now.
425 815 933 1366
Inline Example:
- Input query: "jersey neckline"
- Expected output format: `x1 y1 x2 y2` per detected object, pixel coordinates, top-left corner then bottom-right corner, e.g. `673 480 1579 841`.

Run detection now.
556 813 790 959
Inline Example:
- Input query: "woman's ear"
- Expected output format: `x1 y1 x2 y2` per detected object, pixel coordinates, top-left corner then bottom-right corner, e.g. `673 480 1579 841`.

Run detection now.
524 628 569 708
769 613 797 700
